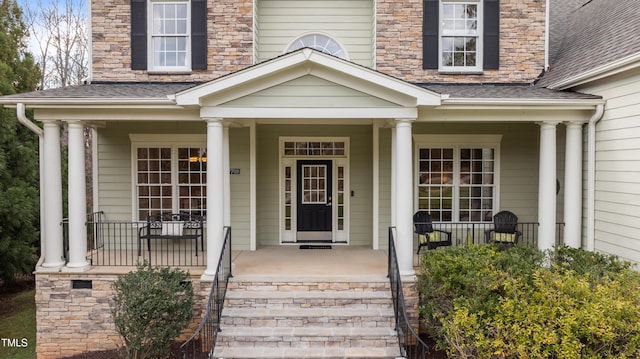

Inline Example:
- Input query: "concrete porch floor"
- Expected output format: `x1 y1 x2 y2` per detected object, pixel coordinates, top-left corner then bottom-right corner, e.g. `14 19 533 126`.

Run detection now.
230 246 391 279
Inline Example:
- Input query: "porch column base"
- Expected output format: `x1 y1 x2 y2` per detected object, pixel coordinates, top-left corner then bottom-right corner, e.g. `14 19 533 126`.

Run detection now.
200 273 215 282
61 265 90 273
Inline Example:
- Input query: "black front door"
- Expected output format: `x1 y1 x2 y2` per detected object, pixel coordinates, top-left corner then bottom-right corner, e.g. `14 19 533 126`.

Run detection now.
297 160 332 240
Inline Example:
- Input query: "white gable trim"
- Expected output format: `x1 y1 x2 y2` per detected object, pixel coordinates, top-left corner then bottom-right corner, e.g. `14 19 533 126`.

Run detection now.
175 48 441 110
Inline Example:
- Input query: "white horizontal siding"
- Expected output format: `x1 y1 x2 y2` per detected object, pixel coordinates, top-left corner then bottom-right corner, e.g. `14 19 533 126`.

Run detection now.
579 68 640 266
229 128 251 250
412 122 542 223
96 122 207 221
96 129 132 220
255 0 374 67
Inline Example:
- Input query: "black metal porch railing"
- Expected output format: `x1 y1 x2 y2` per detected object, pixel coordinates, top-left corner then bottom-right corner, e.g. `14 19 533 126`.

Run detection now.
424 221 565 248
80 212 207 266
388 226 429 359
181 226 232 359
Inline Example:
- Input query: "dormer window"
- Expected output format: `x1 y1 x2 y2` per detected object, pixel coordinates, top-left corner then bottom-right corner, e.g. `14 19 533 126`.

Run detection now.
286 34 348 60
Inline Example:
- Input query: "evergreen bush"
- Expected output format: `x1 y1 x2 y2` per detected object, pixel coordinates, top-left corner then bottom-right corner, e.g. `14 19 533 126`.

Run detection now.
418 245 640 358
111 262 194 359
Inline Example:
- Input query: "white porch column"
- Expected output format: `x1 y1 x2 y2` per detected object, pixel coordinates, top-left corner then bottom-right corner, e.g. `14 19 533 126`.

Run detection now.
223 124 231 227
42 121 65 267
538 121 559 252
395 119 415 275
563 122 583 248
66 121 89 269
391 126 397 227
204 118 225 278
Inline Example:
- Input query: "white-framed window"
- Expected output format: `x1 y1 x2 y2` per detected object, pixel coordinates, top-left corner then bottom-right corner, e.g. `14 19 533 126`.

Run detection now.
415 135 500 222
440 0 482 72
131 135 206 220
286 33 349 60
149 0 191 71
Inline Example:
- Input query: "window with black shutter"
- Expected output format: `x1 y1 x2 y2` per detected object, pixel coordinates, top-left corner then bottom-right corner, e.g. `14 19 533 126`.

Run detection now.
423 0 499 71
130 0 207 71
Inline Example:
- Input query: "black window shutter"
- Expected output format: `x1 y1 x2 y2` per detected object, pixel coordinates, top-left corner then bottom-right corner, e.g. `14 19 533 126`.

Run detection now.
131 0 147 70
422 0 439 69
191 0 207 70
483 0 500 69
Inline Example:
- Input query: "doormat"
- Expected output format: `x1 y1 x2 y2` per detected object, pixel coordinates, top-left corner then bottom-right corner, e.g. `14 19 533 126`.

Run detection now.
299 245 332 250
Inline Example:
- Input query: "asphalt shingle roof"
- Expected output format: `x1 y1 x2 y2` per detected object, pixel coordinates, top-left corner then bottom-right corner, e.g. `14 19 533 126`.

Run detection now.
0 82 200 100
539 0 640 88
1 81 599 104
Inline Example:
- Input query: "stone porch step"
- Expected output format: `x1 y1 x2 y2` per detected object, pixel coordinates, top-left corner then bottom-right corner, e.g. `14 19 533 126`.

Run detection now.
220 307 395 327
216 326 398 347
213 346 401 358
225 289 392 309
213 277 400 358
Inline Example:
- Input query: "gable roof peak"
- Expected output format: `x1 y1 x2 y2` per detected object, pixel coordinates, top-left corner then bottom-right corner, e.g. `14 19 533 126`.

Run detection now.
175 48 441 108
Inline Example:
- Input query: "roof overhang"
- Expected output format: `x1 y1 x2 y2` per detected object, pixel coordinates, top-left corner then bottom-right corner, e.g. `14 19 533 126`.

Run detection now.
547 53 640 90
438 97 605 110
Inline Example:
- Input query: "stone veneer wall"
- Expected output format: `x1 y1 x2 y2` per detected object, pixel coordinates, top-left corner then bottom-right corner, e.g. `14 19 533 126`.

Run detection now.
35 272 211 359
402 279 420 333
91 0 545 85
91 0 253 82
376 0 546 83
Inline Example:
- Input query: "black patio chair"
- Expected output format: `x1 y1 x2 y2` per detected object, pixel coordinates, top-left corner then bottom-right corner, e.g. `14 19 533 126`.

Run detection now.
413 211 452 254
484 210 522 246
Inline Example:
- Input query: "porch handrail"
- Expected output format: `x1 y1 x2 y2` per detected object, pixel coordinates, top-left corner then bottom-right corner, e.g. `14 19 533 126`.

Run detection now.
181 226 232 359
388 226 429 358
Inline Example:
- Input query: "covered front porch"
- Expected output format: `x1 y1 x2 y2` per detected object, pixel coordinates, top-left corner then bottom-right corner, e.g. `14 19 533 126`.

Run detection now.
70 215 565 268
5 49 603 277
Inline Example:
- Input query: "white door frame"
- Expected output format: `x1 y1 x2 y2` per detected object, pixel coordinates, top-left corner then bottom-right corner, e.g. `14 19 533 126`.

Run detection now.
279 137 350 244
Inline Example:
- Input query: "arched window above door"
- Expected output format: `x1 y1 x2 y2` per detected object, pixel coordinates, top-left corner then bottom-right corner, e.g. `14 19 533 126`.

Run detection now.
286 34 348 60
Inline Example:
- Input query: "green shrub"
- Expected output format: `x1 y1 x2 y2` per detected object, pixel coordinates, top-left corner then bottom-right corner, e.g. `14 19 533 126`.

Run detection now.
112 262 194 359
487 269 640 358
551 245 632 279
417 245 543 354
418 245 640 358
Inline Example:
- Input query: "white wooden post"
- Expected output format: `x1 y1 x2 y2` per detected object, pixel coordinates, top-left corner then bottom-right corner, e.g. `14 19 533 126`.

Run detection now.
395 119 415 275
563 122 583 248
538 121 559 252
204 118 225 279
66 121 89 269
42 121 65 268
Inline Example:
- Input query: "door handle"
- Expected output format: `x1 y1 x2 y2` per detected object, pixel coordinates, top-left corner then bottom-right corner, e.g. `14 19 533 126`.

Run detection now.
326 196 332 206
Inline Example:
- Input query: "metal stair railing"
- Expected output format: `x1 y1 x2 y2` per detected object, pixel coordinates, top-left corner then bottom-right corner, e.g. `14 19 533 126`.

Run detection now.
181 226 232 359
388 226 429 359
